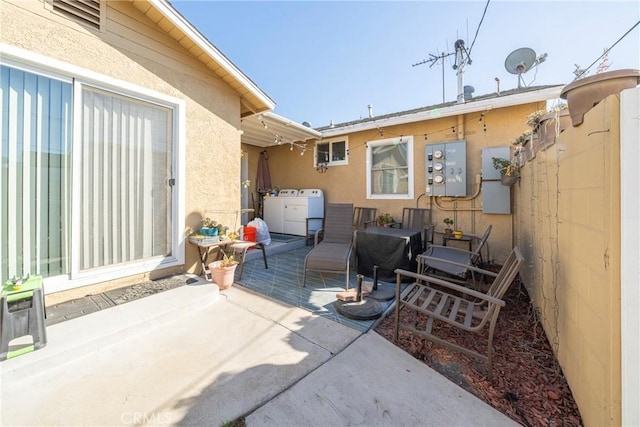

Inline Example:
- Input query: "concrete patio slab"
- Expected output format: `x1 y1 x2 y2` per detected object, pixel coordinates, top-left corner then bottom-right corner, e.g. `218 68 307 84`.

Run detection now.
247 331 519 426
1 282 358 426
1 279 517 426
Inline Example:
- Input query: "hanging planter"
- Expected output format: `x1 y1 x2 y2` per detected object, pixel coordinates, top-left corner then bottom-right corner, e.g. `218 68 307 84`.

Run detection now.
500 173 519 186
492 157 520 186
560 69 640 127
538 109 571 150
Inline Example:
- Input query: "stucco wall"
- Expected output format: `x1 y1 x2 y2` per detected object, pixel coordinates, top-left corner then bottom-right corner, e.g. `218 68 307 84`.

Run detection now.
514 96 622 426
261 102 545 263
2 0 243 287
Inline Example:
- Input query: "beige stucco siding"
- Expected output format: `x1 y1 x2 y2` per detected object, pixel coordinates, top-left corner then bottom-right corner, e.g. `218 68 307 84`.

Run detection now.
2 0 244 284
514 96 622 426
259 102 546 263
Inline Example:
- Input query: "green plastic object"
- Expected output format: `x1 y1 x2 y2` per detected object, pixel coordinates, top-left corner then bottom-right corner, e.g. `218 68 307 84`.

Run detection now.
1 275 47 361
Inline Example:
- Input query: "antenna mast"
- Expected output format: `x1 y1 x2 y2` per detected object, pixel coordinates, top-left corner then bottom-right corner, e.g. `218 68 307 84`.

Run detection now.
413 51 455 104
452 39 472 103
413 39 471 104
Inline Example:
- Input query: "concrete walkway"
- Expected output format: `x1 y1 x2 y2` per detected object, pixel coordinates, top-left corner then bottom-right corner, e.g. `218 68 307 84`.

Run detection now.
0 279 517 426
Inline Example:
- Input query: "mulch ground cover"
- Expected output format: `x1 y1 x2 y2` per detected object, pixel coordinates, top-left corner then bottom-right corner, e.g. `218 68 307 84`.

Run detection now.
374 278 583 427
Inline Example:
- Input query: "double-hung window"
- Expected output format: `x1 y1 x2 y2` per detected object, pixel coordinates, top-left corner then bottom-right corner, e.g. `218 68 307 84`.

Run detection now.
1 63 180 288
366 136 414 199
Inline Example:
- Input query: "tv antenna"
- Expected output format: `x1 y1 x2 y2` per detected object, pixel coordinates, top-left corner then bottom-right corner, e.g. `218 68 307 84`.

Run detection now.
413 51 455 103
504 47 547 88
413 39 472 104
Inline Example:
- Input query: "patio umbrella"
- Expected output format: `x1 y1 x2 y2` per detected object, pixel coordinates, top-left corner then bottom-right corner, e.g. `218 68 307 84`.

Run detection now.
256 150 272 193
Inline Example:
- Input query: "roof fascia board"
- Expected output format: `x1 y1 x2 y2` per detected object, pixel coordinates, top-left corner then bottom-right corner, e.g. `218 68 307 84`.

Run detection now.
148 0 275 111
262 112 322 139
320 86 563 138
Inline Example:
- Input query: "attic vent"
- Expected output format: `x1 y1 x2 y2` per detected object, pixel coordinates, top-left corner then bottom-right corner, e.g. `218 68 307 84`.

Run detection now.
53 0 101 29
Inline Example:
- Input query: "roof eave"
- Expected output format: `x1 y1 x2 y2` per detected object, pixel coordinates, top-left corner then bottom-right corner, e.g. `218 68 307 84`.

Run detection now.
319 86 564 138
138 0 275 114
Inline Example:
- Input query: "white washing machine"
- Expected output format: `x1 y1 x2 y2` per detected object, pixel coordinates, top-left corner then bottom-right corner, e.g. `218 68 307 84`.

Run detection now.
263 188 324 236
283 189 324 236
263 189 298 234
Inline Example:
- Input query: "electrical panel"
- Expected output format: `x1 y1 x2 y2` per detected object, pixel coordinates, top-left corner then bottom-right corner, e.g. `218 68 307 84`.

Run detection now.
425 140 467 197
481 146 511 214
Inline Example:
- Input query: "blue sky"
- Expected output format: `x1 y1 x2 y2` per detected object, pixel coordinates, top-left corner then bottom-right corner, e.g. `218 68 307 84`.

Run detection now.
172 1 640 128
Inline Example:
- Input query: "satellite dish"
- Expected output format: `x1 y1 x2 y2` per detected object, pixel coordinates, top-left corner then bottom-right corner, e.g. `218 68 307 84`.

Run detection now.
505 47 537 74
302 121 312 128
505 47 538 88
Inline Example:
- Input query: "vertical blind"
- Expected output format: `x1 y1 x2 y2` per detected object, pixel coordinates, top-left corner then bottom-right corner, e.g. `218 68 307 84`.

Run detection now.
1 65 72 282
80 87 172 270
1 65 175 284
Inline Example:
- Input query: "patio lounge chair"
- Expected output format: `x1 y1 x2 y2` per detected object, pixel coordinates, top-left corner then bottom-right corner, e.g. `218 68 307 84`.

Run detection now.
302 203 354 289
418 225 492 288
394 246 524 380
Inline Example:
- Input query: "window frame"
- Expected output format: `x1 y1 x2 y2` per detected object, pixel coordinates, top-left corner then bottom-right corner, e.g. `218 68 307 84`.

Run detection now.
315 137 349 168
366 136 414 200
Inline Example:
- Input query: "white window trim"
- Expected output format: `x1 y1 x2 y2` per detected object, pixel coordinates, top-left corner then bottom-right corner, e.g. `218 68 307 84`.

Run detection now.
1 44 186 294
315 137 349 167
366 136 414 200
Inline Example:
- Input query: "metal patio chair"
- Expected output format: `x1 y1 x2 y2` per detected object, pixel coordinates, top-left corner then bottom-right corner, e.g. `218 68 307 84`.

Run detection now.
418 225 492 289
353 207 377 230
394 246 524 380
391 207 432 251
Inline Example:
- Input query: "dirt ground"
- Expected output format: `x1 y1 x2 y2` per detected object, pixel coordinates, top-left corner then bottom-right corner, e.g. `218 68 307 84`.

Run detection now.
374 279 583 427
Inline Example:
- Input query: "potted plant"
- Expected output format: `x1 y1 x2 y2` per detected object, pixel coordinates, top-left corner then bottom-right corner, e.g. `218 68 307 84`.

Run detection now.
492 157 520 186
443 217 454 235
377 213 394 227
208 248 239 290
200 217 219 236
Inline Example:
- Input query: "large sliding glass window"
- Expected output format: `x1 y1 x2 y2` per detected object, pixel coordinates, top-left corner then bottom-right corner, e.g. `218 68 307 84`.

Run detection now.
1 64 176 286
79 87 172 271
1 65 72 282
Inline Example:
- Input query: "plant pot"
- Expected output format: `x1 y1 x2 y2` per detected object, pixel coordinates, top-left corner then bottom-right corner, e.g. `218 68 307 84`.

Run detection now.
501 174 519 186
538 110 571 150
200 227 219 236
208 261 238 290
560 69 640 127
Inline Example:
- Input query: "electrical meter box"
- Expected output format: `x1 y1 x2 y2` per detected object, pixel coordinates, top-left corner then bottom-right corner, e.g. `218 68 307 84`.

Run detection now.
481 146 511 214
425 140 467 197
